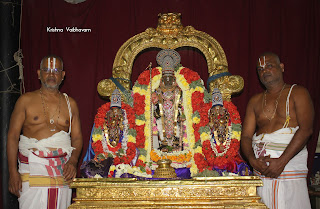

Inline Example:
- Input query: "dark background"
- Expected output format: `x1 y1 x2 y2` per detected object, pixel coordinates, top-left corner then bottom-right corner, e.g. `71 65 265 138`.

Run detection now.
1 0 319 207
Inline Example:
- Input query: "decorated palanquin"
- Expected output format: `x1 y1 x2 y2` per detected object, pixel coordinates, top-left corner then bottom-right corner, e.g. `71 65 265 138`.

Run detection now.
70 13 267 209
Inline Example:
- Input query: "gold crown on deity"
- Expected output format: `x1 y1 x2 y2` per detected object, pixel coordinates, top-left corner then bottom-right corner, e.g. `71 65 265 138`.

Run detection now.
156 49 181 76
110 89 122 108
212 88 223 107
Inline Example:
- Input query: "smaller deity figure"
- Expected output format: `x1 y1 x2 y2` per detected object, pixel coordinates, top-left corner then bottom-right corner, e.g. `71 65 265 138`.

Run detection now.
200 87 251 175
208 88 231 153
104 89 126 148
81 89 137 178
152 49 186 152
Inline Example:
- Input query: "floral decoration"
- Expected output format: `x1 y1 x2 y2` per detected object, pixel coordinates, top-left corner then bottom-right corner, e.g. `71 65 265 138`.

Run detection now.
132 66 212 175
91 65 245 177
194 100 244 174
91 102 137 168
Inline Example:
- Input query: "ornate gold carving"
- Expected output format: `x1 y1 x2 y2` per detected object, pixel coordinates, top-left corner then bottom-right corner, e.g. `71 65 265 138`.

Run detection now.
156 13 183 35
98 13 243 98
69 177 267 208
210 75 244 101
97 79 116 97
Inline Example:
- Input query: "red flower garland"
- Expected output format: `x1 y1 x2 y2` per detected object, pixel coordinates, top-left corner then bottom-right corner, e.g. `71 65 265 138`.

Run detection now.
135 125 145 149
94 103 111 128
91 102 137 166
135 159 146 167
194 153 210 172
113 142 136 165
191 91 204 111
195 100 244 173
137 68 161 85
223 101 241 124
202 139 241 172
133 93 146 115
92 140 104 155
192 92 211 143
179 68 201 83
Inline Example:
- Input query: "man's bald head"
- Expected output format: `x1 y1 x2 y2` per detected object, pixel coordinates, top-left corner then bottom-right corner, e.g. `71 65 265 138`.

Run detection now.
258 52 281 65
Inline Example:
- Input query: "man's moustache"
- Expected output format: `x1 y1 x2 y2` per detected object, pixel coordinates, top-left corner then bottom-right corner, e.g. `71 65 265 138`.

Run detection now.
263 73 272 78
46 77 56 82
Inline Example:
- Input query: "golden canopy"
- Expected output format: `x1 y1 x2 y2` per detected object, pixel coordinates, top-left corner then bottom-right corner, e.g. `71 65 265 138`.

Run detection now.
98 12 244 101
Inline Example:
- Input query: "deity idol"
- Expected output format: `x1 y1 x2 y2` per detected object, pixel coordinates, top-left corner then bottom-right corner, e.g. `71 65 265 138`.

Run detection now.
208 88 231 152
197 88 250 175
152 50 185 152
81 89 138 178
103 89 127 148
132 49 213 177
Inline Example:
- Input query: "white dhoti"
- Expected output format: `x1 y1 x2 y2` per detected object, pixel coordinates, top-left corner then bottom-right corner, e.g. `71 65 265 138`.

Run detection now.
18 131 74 209
252 127 311 209
19 182 72 209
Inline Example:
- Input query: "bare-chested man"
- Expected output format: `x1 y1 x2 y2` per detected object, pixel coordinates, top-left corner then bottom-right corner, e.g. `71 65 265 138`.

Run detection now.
7 55 83 209
241 52 314 209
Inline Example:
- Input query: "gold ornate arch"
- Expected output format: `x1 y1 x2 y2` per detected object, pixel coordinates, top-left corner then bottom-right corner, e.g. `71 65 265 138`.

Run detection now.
98 13 243 100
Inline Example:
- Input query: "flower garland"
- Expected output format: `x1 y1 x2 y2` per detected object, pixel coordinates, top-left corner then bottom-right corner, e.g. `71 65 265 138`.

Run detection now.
132 66 211 175
150 149 192 164
194 100 244 173
90 68 244 177
91 102 137 167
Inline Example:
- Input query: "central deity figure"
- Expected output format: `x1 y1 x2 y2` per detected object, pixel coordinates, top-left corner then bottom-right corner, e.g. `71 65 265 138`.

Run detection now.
152 50 186 152
133 48 208 176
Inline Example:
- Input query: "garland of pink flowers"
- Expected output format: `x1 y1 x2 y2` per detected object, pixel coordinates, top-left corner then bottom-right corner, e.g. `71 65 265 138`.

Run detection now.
91 102 137 166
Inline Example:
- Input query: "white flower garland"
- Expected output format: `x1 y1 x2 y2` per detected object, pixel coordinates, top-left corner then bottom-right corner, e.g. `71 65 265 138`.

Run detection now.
209 126 232 156
114 163 152 178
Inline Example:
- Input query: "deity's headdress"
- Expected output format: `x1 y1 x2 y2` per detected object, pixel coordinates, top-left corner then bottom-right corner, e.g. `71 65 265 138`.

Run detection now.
110 89 122 108
212 88 223 107
156 49 181 76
